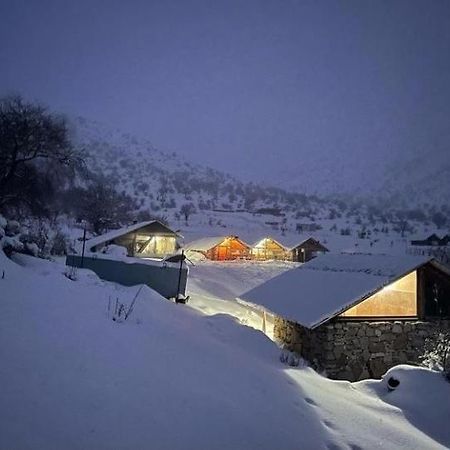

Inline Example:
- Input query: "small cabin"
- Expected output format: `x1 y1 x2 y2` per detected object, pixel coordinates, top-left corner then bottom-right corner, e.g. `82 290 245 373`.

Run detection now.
251 237 288 261
411 233 446 247
87 221 181 259
184 236 251 261
239 253 450 381
290 238 328 262
67 221 186 298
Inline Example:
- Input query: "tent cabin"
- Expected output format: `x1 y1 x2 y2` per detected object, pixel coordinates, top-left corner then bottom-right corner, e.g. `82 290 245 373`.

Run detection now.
86 221 181 259
251 237 288 261
290 238 328 262
238 253 450 381
184 236 251 261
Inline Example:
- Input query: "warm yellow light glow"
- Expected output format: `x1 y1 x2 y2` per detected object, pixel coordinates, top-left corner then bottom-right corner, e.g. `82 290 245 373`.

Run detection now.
139 235 176 257
251 238 287 261
254 238 269 248
341 271 417 317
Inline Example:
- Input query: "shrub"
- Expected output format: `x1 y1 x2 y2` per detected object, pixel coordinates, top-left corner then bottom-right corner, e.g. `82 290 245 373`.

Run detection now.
421 330 450 381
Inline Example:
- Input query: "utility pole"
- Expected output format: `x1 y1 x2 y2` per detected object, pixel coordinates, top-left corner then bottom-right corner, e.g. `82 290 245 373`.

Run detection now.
175 250 185 303
80 221 87 268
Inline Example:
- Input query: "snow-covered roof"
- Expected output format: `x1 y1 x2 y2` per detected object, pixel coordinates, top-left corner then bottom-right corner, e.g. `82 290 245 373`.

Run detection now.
287 237 328 251
251 237 287 249
184 236 233 252
86 221 180 252
239 253 432 329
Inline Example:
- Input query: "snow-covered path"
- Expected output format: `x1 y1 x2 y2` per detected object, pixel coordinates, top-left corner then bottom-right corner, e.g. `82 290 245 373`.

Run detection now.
186 259 296 335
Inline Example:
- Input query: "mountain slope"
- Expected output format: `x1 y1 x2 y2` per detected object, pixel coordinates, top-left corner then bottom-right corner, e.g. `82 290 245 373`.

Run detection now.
69 117 447 242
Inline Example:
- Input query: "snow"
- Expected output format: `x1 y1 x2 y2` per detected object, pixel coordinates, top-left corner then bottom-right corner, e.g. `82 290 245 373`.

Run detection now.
239 253 431 329
69 250 182 269
0 214 7 229
83 220 180 253
1 250 450 449
187 259 297 333
287 364 450 449
184 236 236 252
102 243 128 257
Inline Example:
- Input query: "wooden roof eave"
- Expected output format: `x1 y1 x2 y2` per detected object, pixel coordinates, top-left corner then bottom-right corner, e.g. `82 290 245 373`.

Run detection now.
429 258 450 277
288 238 329 252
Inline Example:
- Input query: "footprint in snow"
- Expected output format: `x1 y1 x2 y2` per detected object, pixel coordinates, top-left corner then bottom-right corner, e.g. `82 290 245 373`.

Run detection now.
304 397 318 406
325 443 343 450
323 420 336 430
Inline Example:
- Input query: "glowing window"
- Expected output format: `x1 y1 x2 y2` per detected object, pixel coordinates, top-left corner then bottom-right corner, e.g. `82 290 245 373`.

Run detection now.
341 271 417 318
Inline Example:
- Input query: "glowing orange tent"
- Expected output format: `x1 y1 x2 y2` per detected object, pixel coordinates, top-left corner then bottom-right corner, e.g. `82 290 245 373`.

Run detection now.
184 236 251 261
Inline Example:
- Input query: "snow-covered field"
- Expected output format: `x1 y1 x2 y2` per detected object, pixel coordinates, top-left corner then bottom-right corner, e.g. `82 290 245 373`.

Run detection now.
1 250 450 449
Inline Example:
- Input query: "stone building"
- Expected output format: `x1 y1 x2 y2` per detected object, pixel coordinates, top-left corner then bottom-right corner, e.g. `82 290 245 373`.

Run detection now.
239 253 450 381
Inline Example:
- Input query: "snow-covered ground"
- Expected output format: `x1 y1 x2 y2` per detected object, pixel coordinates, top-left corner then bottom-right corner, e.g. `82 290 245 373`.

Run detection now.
186 259 297 337
1 251 450 449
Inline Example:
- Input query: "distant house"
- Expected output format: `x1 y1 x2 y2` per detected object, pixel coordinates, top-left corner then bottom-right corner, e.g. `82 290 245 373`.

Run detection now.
411 233 446 247
239 253 450 381
184 236 251 261
290 238 328 262
87 221 181 259
251 237 288 261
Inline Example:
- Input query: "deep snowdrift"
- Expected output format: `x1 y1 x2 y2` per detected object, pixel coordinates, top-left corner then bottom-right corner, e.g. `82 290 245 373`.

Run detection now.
1 252 449 449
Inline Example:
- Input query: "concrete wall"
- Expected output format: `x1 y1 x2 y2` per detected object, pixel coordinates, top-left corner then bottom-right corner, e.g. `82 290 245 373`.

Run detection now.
66 254 188 299
274 317 450 381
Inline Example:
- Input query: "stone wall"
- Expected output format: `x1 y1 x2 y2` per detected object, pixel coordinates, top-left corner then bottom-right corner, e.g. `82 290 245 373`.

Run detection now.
273 317 450 381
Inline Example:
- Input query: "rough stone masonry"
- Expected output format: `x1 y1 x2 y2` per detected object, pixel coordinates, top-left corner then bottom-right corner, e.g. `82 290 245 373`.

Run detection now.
274 317 450 381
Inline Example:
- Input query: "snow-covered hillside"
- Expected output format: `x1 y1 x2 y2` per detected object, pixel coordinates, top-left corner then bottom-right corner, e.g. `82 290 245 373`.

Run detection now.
270 147 450 210
73 116 278 217
1 251 450 449
70 117 446 249
379 149 450 209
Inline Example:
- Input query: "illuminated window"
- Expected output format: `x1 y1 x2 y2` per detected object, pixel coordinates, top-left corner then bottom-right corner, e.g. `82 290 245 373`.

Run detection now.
341 271 417 318
138 235 176 257
251 238 286 260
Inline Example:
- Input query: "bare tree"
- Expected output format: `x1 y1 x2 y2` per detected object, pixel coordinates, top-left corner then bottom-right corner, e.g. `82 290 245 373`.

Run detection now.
0 95 81 209
72 179 136 234
180 203 196 225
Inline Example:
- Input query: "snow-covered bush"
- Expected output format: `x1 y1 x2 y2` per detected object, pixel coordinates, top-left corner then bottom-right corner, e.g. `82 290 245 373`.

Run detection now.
0 217 23 256
18 220 72 257
420 330 450 381
0 215 7 230
24 242 39 257
280 350 301 367
1 235 24 256
102 244 128 258
19 221 51 257
50 230 70 256
5 220 20 236
0 216 71 259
